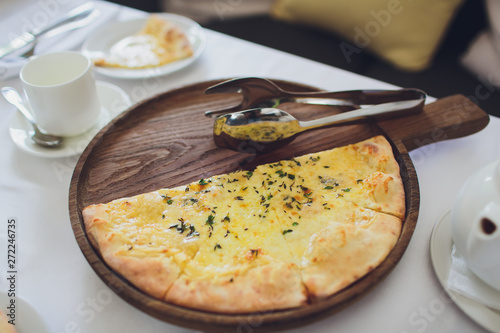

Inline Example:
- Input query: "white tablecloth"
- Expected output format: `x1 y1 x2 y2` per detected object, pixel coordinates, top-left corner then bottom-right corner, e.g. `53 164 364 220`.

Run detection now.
0 1 499 332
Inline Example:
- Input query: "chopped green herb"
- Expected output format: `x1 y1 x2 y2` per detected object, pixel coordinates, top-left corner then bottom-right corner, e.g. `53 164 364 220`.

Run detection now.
276 170 287 178
161 195 174 205
169 218 187 233
206 214 215 229
169 218 199 237
187 225 200 237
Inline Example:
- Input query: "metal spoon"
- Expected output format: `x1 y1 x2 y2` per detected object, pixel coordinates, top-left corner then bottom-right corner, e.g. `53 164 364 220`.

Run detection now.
214 98 424 153
1 87 63 148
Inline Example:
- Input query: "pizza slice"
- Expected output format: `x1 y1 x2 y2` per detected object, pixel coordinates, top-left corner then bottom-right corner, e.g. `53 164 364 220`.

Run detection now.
164 170 307 313
288 135 405 218
279 199 401 298
247 155 402 299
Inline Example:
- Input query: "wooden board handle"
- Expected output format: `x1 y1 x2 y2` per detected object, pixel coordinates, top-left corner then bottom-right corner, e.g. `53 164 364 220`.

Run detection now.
377 94 490 152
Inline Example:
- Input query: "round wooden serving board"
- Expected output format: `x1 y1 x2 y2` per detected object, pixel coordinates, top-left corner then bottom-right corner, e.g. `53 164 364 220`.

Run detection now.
69 79 489 332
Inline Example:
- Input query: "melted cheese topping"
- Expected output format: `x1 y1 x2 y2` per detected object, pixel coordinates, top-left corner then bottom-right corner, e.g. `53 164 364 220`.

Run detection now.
99 136 404 284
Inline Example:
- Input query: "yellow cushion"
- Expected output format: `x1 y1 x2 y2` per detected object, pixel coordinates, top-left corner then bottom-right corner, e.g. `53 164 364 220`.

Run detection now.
271 0 464 71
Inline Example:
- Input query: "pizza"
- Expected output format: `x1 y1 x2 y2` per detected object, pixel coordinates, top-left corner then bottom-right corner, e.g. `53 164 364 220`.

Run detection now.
93 15 193 69
82 135 404 313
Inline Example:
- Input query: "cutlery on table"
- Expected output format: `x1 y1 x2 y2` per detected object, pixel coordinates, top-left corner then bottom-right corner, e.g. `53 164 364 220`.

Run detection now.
213 97 425 153
203 77 426 117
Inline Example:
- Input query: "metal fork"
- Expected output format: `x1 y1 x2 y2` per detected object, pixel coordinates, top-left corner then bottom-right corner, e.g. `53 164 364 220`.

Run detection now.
203 77 426 118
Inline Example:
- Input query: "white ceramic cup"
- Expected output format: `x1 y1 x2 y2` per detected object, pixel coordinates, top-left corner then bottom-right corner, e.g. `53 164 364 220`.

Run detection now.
451 159 500 291
20 51 101 137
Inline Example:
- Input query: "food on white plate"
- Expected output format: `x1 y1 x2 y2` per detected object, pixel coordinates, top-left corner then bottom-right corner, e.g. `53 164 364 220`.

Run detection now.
94 15 193 69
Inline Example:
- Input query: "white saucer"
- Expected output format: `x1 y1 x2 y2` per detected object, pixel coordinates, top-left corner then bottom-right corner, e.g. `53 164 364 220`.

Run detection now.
430 210 500 331
9 81 132 158
0 291 50 333
82 13 206 79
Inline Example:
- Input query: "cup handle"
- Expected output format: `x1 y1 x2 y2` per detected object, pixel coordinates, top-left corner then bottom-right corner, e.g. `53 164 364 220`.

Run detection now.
466 202 500 269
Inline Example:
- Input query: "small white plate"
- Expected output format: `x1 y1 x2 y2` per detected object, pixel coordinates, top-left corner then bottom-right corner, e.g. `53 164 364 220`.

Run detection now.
81 13 206 79
430 210 500 331
9 81 131 158
0 291 50 333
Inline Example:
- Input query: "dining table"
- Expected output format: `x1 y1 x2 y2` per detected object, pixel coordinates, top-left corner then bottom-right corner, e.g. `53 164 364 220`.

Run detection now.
1 1 499 332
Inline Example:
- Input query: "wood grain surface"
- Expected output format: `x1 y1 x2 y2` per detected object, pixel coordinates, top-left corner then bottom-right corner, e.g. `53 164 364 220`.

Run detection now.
69 79 489 332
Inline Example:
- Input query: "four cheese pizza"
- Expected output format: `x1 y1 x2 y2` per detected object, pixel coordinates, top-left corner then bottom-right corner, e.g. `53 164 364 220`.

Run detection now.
94 15 193 69
83 135 404 313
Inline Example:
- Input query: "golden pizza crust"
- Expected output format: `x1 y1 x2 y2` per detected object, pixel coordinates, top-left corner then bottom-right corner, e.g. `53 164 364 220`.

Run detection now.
82 135 405 313
299 213 402 298
83 204 182 299
166 259 307 313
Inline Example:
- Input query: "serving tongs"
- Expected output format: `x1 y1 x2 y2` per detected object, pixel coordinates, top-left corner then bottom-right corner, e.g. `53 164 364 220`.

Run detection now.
204 77 426 118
